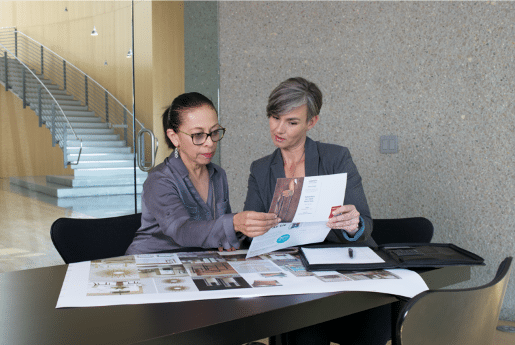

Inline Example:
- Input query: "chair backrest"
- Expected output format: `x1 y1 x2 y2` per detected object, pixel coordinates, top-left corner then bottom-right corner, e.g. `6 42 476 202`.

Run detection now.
51 213 142 264
395 257 512 345
371 217 434 245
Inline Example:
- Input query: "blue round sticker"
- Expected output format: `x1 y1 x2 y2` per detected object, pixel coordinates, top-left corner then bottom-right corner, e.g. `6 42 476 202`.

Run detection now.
277 234 290 243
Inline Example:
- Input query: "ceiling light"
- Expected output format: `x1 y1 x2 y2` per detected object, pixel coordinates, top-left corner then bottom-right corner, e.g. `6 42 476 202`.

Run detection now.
91 26 98 36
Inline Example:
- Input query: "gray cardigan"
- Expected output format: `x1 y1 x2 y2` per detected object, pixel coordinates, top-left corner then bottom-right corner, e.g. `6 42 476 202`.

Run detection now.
243 137 376 246
126 153 239 255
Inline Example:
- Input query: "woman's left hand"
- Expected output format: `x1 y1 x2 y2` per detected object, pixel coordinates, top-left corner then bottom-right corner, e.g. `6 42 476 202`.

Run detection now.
326 205 360 235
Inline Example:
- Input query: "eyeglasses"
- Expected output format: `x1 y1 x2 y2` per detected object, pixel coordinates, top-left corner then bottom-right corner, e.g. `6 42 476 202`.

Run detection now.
178 128 226 145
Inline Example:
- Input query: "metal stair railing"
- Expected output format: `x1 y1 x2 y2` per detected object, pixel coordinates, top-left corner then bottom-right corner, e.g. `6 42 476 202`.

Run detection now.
0 27 157 171
0 27 83 169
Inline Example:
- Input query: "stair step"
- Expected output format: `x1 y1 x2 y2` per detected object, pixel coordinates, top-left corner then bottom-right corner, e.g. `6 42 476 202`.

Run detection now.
28 99 82 107
66 140 127 147
73 167 149 178
46 122 108 129
46 127 114 135
25 87 69 96
59 111 95 118
9 176 144 198
44 104 89 111
13 82 57 90
8 179 143 215
46 175 146 187
73 134 120 141
8 80 59 87
67 146 131 154
71 160 136 169
5 71 54 81
38 110 96 117
47 88 68 95
24 92 75 101
68 153 134 161
42 116 102 123
9 81 61 90
61 110 95 116
20 102 88 111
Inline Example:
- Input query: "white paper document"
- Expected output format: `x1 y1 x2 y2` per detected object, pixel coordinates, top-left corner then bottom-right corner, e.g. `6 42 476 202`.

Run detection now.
301 247 385 265
247 173 347 258
56 250 429 308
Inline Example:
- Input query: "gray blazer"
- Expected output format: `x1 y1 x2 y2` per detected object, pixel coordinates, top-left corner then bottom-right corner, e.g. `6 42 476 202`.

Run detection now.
243 137 376 246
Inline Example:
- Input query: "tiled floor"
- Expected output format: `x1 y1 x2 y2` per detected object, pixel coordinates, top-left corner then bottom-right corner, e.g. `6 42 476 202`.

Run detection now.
1 177 514 344
0 177 136 272
0 179 77 271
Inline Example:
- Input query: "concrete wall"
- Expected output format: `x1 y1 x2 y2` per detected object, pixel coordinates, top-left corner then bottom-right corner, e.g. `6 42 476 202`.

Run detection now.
184 1 220 165
219 1 515 320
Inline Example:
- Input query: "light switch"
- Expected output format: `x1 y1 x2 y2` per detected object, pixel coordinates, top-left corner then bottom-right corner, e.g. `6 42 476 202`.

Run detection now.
380 135 398 154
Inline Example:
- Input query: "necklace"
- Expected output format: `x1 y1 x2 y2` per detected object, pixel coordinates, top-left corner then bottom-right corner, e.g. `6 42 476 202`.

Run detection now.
286 150 305 177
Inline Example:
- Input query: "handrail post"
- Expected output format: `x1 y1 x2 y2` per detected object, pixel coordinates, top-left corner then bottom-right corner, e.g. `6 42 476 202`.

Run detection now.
14 30 18 57
63 125 68 168
51 103 56 147
63 60 66 91
105 90 109 123
4 52 8 91
38 84 43 127
123 108 128 146
40 45 44 75
22 68 26 108
84 75 88 107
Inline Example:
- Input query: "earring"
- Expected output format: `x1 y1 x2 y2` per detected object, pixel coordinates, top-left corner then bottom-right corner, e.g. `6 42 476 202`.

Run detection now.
174 148 179 158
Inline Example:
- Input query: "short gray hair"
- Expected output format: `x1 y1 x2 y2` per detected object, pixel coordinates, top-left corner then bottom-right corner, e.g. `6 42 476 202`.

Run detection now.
266 77 323 122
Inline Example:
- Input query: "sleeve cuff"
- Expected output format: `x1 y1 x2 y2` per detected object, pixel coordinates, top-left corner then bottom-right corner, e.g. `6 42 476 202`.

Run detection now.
341 216 365 242
221 214 240 249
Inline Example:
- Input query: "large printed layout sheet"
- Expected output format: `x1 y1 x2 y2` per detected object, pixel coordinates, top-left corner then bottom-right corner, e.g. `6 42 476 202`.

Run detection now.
247 173 347 258
56 249 428 308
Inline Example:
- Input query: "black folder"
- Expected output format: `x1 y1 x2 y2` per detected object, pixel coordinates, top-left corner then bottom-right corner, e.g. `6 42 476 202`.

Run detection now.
298 243 485 272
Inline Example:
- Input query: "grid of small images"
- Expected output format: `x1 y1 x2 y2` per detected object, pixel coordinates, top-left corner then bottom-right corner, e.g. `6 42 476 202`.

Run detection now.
86 250 401 297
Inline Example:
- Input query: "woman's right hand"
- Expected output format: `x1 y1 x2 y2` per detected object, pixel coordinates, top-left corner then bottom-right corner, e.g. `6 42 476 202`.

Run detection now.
233 211 281 237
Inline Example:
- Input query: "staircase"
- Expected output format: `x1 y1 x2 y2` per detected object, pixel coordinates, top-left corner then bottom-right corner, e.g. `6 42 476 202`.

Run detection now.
0 28 151 206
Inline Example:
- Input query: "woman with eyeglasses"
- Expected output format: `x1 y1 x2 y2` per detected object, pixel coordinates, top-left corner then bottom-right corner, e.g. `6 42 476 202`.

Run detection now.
243 78 389 345
126 92 279 255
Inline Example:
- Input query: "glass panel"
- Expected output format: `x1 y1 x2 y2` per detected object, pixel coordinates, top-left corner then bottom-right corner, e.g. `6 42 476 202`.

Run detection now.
0 2 221 272
0 3 143 272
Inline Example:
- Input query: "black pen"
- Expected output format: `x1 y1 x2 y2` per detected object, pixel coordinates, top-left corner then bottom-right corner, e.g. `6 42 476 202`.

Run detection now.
348 248 353 259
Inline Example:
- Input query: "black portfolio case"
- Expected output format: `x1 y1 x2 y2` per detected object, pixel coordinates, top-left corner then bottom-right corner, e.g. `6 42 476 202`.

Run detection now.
298 243 485 272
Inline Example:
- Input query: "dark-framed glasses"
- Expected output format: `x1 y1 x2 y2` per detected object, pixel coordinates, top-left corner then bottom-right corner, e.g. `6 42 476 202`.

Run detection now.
178 127 226 145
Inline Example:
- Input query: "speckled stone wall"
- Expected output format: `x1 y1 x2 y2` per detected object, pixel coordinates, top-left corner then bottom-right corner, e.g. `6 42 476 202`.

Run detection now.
218 1 515 320
184 1 220 165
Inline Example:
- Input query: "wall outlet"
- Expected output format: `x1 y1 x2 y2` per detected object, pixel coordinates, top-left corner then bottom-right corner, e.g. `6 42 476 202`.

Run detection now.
380 135 398 154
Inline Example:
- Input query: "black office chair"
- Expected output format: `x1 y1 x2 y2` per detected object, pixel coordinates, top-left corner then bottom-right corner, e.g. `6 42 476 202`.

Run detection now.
371 217 434 245
394 256 512 345
330 217 435 345
50 213 142 264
